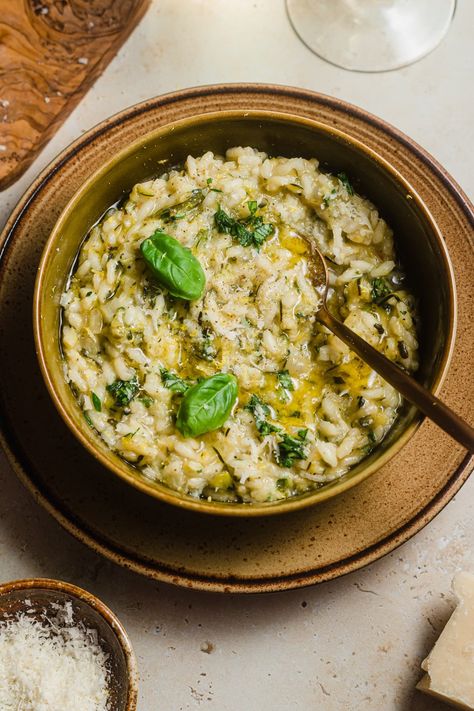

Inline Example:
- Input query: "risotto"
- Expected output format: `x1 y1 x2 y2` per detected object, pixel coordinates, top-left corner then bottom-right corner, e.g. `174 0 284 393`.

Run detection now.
60 147 418 503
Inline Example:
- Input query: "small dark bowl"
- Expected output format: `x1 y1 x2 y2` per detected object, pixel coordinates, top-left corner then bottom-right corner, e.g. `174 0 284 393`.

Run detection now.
0 578 138 710
34 110 456 516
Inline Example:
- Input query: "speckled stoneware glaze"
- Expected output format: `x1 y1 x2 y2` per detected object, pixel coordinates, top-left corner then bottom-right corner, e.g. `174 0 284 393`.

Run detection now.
0 578 138 710
0 85 473 592
34 110 455 516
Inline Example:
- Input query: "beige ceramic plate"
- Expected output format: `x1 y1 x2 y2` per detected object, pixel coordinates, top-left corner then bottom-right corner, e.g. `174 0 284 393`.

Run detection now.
0 84 473 593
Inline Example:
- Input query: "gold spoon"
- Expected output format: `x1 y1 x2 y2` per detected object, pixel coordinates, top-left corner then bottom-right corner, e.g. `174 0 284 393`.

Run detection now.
301 236 474 453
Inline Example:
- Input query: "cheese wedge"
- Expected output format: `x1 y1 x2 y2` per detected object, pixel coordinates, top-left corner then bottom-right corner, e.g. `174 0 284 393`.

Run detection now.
417 572 474 709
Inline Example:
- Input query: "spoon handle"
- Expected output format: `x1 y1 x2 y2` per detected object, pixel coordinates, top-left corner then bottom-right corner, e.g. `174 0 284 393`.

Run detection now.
318 307 474 453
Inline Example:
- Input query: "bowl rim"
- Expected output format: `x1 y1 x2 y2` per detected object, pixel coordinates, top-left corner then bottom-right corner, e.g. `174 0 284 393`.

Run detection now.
0 577 138 710
33 108 457 517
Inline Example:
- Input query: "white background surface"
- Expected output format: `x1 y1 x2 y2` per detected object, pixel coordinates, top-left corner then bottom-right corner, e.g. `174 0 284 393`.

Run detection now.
0 1 473 709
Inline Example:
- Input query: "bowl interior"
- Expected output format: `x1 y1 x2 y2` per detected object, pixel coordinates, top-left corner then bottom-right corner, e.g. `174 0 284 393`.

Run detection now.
0 583 133 710
35 112 455 514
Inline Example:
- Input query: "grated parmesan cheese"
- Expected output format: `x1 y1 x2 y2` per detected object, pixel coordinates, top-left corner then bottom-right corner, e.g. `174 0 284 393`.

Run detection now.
0 600 110 710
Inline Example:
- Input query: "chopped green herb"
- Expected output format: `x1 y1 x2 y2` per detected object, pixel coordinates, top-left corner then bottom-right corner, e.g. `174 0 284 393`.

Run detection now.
213 207 234 233
277 370 294 392
160 368 190 394
247 200 258 215
91 392 102 412
245 395 280 437
194 328 217 362
337 172 354 195
276 478 290 491
200 337 217 361
322 188 337 208
142 279 162 308
205 177 223 192
123 427 140 439
138 395 154 408
370 277 392 303
246 397 310 466
195 228 210 247
276 430 308 468
158 189 204 222
106 375 139 407
214 205 274 249
212 446 226 465
363 429 377 454
398 340 409 359
105 282 120 301
83 412 94 428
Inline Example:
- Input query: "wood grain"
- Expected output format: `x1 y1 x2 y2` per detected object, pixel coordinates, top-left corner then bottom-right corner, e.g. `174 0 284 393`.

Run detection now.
0 0 150 190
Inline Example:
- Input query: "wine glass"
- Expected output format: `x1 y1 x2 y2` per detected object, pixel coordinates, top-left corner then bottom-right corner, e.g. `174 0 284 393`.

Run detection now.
286 0 456 72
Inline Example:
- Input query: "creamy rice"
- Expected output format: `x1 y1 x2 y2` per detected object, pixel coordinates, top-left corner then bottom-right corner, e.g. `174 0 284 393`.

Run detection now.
60 147 418 503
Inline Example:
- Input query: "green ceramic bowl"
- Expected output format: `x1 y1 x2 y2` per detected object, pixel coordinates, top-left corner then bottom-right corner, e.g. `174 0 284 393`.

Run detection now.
33 110 456 516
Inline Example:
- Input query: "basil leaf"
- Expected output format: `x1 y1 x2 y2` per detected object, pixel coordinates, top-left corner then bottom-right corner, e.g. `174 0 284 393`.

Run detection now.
160 367 191 394
140 231 206 301
176 373 238 437
106 375 139 407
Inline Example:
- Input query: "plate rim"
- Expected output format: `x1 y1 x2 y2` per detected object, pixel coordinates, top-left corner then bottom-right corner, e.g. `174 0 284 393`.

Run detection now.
1 83 473 593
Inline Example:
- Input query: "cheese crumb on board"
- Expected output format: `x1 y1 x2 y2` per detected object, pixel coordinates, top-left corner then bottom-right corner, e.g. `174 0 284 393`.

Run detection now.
417 571 474 710
0 600 110 711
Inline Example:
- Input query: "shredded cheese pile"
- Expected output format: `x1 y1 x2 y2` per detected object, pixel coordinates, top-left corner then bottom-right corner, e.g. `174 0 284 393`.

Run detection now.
0 600 110 711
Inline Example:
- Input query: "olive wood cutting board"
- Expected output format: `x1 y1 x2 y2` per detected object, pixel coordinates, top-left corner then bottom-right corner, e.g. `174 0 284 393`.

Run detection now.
0 0 150 190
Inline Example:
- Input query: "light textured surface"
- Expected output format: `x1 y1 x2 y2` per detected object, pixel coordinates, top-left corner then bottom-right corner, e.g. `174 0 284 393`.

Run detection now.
0 1 473 709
